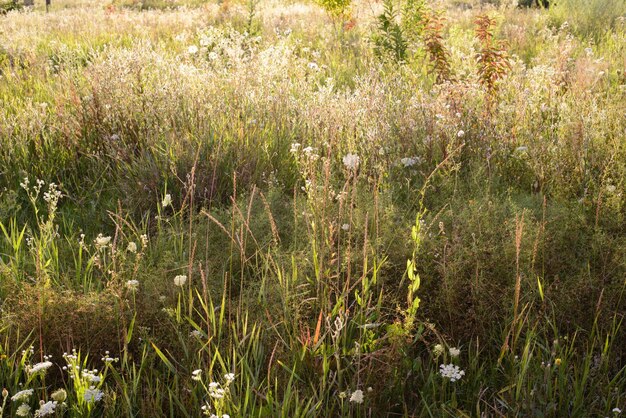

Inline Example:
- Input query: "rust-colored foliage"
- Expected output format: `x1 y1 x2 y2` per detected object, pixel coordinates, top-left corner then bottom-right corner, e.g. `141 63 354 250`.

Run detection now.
475 14 511 93
423 11 453 84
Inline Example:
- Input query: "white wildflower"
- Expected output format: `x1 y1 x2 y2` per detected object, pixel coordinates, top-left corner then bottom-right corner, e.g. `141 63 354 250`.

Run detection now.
94 234 111 248
188 45 199 54
162 194 172 208
83 387 104 403
433 344 444 357
341 223 350 231
439 364 465 382
174 275 187 287
457 130 465 138
192 369 203 381
51 389 67 402
400 157 420 167
607 185 616 193
449 347 461 358
290 143 301 153
126 280 139 291
342 153 360 170
28 361 53 375
16 404 31 417
210 388 225 399
224 372 235 383
349 389 364 404
34 401 57 417
307 62 319 71
613 408 622 414
127 242 137 253
11 389 34 402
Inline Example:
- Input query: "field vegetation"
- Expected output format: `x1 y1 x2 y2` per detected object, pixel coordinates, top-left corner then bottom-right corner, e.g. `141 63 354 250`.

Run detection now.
0 0 625 415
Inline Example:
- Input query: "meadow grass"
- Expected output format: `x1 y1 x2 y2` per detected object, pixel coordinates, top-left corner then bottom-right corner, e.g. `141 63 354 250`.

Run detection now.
0 0 625 416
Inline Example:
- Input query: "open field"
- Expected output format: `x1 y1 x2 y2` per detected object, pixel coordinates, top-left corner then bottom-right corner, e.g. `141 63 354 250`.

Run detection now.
0 0 625 415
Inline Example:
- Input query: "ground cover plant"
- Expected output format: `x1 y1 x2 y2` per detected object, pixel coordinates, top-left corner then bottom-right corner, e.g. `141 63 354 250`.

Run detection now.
0 0 625 415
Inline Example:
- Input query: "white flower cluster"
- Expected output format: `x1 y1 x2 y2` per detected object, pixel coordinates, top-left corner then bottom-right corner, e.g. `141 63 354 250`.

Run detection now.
449 347 461 358
290 144 319 161
28 361 53 375
126 279 139 291
94 233 112 249
11 389 34 402
16 404 31 417
83 387 104 403
174 274 187 287
101 350 119 364
349 389 364 404
35 400 57 417
342 153 360 170
400 156 420 168
127 241 138 253
196 372 235 416
81 369 102 384
433 344 445 357
439 364 465 382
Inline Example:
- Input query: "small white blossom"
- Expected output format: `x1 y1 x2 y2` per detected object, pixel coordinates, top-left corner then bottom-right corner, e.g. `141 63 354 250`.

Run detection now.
400 157 420 167
613 408 622 414
349 389 364 404
94 234 111 248
224 372 235 383
51 389 67 402
34 401 57 417
83 387 104 403
188 45 199 54
192 369 203 381
341 223 350 231
457 130 465 138
433 344 444 357
16 404 31 417
449 347 461 358
439 364 465 382
127 242 137 253
343 153 360 170
126 280 139 291
11 389 34 401
210 388 225 399
162 194 172 208
28 361 53 375
290 143 301 153
174 275 187 287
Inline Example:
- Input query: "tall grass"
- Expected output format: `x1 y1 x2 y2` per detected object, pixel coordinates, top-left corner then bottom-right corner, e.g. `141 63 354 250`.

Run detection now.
0 0 625 416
